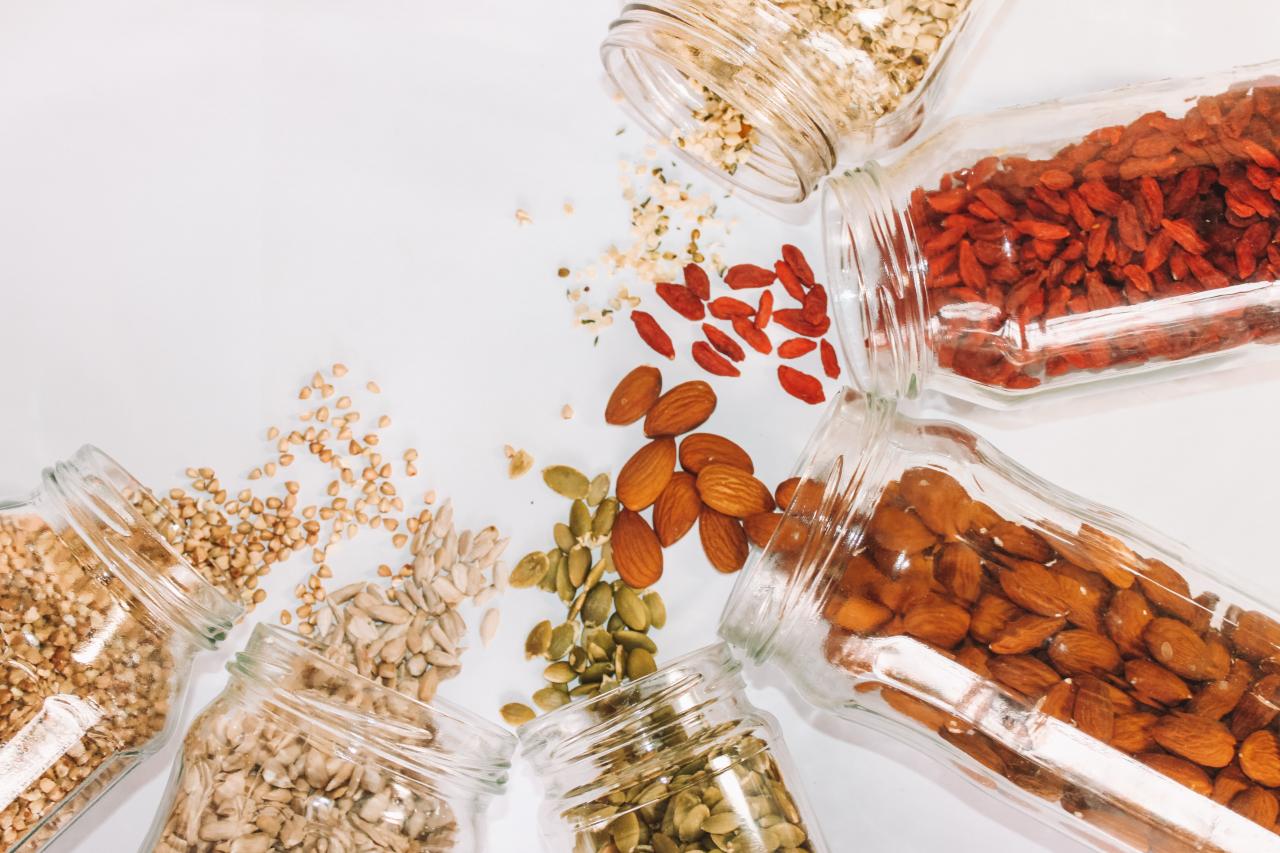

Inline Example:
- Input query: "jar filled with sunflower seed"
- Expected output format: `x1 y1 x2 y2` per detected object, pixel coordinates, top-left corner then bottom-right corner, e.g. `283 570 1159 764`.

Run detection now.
601 0 1003 205
519 643 826 853
144 623 517 853
0 445 242 852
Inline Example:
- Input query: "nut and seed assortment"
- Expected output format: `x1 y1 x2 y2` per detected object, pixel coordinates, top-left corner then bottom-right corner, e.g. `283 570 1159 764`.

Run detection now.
632 244 840 403
907 83 1280 391
813 466 1280 838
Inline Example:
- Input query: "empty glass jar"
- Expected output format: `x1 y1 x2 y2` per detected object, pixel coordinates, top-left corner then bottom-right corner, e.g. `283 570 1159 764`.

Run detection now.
520 643 828 853
0 446 241 852
825 61 1280 406
145 623 516 853
721 390 1280 851
602 0 1002 205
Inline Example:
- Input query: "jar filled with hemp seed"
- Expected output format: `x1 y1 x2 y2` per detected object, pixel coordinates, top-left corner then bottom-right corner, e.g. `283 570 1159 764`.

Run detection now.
601 0 1003 205
144 623 516 853
520 643 827 853
0 445 242 852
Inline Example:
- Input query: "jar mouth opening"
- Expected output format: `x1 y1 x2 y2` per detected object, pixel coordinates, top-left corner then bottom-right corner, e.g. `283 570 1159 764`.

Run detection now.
43 445 242 648
232 624 516 793
601 14 834 205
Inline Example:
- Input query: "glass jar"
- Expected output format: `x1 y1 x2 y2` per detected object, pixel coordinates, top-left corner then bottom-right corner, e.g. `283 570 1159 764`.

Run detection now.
721 390 1280 851
601 0 1002 205
825 62 1280 407
520 643 828 853
144 623 516 853
0 445 241 852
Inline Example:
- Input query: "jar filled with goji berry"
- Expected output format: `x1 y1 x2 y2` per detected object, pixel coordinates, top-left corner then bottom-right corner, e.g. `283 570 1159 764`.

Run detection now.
825 63 1280 406
144 623 516 853
601 0 1002 205
0 445 242 852
519 643 829 852
721 390 1280 851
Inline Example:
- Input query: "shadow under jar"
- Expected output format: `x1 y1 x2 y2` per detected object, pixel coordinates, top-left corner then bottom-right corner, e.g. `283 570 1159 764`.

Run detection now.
825 62 1280 407
519 643 828 853
145 623 516 853
720 390 1280 851
601 0 1001 206
0 446 241 852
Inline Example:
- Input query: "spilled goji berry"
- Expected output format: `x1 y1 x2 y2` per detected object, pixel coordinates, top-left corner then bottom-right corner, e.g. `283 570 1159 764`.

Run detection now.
630 310 674 360
683 263 711 300
725 264 777 289
801 285 828 325
775 260 807 302
655 283 705 321
820 339 840 379
708 296 755 320
781 244 814 285
773 309 830 338
702 323 745 362
691 341 740 377
732 316 772 354
777 365 825 404
777 338 817 359
755 291 774 330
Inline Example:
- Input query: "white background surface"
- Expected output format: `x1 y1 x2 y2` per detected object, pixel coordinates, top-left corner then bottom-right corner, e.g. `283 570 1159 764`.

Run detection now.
3 2 1280 851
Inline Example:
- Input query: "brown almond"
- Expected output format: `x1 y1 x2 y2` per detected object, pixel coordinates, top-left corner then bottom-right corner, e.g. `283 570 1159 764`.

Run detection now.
998 561 1070 617
616 437 676 511
1231 609 1280 662
698 506 748 574
1229 673 1280 739
1040 681 1077 721
902 598 970 649
643 380 716 437
651 471 700 547
1187 659 1253 721
936 542 983 603
1239 730 1280 787
1136 558 1198 623
1053 561 1108 633
831 596 893 634
610 509 663 589
1110 712 1159 754
695 464 775 518
988 654 1061 697
1105 588 1154 658
954 644 992 679
1072 675 1115 741
605 365 662 425
867 506 936 554
1145 617 1211 680
939 729 1008 776
970 594 1026 644
1152 712 1237 768
882 686 954 730
1136 753 1213 796
898 467 972 538
836 554 884 597
989 521 1055 562
1124 658 1192 705
1202 632 1232 682
678 433 753 474
742 512 782 549
1230 786 1279 828
1048 629 1121 675
989 615 1066 655
1056 523 1138 589
1212 765 1252 805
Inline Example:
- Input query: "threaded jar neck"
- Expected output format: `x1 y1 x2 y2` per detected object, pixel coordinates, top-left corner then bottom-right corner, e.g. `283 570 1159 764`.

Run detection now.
37 445 241 649
824 166 930 400
602 0 837 204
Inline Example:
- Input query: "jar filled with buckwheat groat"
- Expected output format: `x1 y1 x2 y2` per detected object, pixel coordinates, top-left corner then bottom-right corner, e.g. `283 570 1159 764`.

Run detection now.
520 643 828 853
601 0 1003 204
721 390 1280 851
826 62 1280 407
0 445 242 852
144 623 516 853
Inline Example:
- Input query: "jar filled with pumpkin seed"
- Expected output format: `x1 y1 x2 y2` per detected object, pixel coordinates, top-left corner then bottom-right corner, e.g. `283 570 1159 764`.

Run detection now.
519 643 827 853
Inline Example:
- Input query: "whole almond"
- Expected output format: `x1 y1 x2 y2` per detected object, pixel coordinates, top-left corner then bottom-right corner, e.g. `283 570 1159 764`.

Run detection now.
774 476 800 510
1056 523 1138 589
988 654 1061 697
1152 712 1237 768
1228 673 1280 739
1105 588 1154 658
1124 658 1192 705
616 437 676 511
1239 730 1280 787
881 686 953 730
610 509 663 588
604 365 662 425
678 433 753 474
998 560 1069 618
989 521 1055 562
651 471 700 547
1053 561 1108 633
969 594 1026 644
1048 629 1121 675
836 554 885 598
1137 558 1198 623
1231 609 1280 662
643 380 716 437
1229 786 1278 828
1137 753 1213 796
1110 712 1159 754
902 598 970 649
1040 681 1076 722
742 512 782 549
696 464 775 518
831 596 893 634
1145 617 1212 680
1187 659 1253 721
1072 675 1115 741
1213 766 1252 805
898 467 972 538
698 506 748 574
936 542 983 603
989 615 1066 655
867 506 936 554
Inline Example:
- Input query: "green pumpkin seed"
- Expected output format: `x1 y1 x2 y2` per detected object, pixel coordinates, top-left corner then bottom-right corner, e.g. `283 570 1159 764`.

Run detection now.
614 585 649 631
555 559 574 603
532 685 569 712
607 612 625 633
652 833 680 853
701 813 740 835
567 590 587 622
627 648 657 679
499 702 535 726
592 497 619 538
539 549 562 592
583 582 614 627
553 523 575 553
569 682 600 698
642 591 667 629
584 556 608 590
568 645 590 672
678 803 710 842
569 499 592 540
579 662 613 683
586 628 615 656
768 822 805 848
509 551 549 589
567 545 590 588
587 473 611 507
543 465 590 499
544 661 575 684
610 811 641 853
547 622 576 660
613 630 658 653
525 620 552 659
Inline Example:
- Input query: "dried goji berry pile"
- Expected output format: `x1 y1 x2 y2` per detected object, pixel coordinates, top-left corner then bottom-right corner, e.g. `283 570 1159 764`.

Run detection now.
910 85 1280 391
628 244 840 404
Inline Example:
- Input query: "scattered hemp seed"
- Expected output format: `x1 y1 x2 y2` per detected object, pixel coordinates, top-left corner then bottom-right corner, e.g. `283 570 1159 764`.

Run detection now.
561 405 575 420
508 449 535 480
557 267 570 278
515 208 533 226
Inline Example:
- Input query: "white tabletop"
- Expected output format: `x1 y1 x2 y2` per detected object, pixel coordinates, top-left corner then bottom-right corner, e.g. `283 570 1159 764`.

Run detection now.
3 2 1280 851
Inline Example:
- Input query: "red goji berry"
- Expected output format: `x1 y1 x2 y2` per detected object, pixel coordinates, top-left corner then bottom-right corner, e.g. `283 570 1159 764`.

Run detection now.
777 365 825 405
724 264 777 289
775 260 807 302
820 340 840 379
773 308 830 338
630 310 674 360
1160 218 1209 255
801 285 828 325
755 291 774 330
702 323 745 362
731 316 772 354
777 338 817 359
781 244 814 285
683 263 711 300
691 341 740 377
655 283 705 321
707 296 754 320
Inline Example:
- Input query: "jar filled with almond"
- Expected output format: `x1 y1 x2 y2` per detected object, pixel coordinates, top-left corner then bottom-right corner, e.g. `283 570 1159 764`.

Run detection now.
826 62 1280 406
721 390 1280 851
601 0 1002 204
520 643 828 853
144 623 516 853
0 446 242 852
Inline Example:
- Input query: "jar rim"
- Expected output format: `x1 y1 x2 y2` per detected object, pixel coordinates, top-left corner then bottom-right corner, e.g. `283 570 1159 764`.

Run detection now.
41 444 243 648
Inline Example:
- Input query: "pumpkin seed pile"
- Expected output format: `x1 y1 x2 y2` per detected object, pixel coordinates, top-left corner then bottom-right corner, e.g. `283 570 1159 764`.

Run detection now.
500 465 666 726
564 730 814 853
